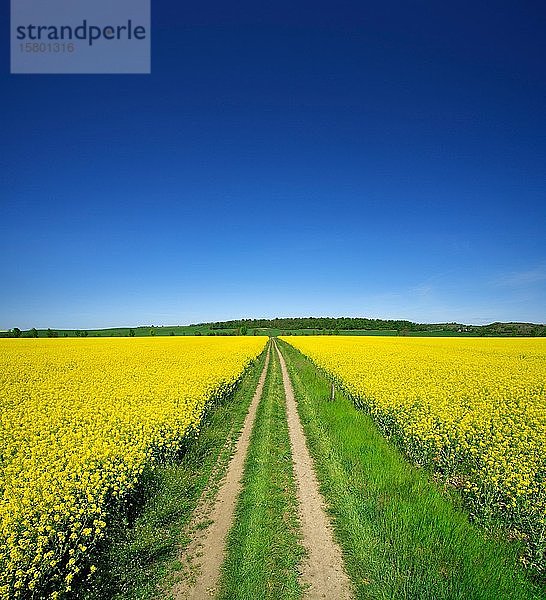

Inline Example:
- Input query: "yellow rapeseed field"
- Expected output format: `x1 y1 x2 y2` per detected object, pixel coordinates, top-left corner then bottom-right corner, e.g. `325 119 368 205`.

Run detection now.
0 336 266 599
283 336 546 572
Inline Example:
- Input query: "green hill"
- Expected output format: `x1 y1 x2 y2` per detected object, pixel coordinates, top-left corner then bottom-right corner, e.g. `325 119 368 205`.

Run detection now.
3 317 545 338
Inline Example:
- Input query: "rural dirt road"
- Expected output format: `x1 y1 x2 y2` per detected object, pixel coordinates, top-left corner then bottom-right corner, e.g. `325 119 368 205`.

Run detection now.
175 340 352 599
275 340 353 600
173 347 271 599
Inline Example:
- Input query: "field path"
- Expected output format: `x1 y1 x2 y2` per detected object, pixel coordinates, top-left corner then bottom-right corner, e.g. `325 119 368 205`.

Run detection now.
172 346 271 599
274 340 353 599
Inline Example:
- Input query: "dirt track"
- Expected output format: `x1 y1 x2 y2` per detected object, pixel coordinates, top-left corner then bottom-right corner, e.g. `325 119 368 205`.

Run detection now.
174 341 352 599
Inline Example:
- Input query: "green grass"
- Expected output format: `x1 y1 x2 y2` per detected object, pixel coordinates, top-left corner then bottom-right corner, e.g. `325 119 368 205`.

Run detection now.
217 345 304 600
81 349 267 600
277 339 544 600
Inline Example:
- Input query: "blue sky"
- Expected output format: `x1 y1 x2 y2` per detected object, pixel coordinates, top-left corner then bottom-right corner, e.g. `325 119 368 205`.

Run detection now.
2 2 545 328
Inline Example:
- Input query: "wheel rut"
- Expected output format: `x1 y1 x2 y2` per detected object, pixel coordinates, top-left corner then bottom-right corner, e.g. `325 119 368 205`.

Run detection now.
172 347 271 599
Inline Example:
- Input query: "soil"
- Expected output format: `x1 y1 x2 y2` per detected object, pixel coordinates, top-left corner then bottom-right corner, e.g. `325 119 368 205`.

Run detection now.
172 347 271 599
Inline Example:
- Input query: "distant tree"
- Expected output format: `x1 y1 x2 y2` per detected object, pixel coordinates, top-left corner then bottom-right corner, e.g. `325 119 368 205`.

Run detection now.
30 328 38 338
207 331 215 336
240 325 248 336
150 328 156 336
195 331 201 336
11 327 22 338
170 331 175 336
46 328 58 338
129 329 135 337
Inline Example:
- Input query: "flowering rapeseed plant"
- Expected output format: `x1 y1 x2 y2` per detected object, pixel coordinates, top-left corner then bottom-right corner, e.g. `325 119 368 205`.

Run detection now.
0 336 266 599
283 336 546 574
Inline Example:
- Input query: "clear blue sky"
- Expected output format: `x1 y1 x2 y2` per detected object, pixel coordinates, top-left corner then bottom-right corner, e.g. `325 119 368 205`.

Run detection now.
2 1 545 329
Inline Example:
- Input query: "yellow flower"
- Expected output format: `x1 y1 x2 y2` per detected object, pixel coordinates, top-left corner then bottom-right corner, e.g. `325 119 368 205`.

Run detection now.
283 335 546 567
0 336 267 599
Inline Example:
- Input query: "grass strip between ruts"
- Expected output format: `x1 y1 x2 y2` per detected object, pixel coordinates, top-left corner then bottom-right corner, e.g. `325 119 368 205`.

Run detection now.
217 343 304 600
